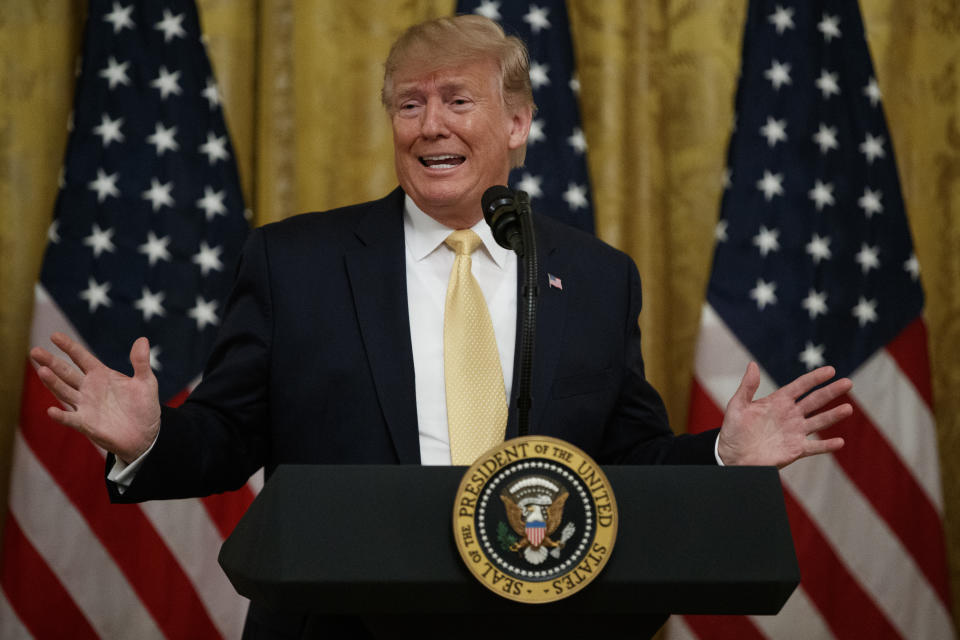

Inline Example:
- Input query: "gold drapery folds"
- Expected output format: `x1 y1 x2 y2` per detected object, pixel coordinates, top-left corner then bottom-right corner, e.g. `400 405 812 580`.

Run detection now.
1 0 958 620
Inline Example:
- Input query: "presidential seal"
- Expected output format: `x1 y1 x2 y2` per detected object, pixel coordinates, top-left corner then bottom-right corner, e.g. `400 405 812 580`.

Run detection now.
452 436 618 604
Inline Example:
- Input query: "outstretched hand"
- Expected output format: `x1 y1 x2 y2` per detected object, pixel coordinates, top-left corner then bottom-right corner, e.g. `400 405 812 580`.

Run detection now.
31 332 161 464
717 362 852 468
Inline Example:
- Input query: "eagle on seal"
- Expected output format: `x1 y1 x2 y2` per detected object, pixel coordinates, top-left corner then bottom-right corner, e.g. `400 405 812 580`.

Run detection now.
501 484 570 565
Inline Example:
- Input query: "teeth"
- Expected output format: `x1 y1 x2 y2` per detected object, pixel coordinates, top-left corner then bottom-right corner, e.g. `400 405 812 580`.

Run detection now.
423 154 459 161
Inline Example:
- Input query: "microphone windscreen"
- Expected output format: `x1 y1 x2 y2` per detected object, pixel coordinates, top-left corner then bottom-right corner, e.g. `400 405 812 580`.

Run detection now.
481 185 514 221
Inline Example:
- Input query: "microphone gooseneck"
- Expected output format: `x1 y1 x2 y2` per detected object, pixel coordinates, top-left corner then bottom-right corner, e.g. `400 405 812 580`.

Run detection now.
480 185 537 438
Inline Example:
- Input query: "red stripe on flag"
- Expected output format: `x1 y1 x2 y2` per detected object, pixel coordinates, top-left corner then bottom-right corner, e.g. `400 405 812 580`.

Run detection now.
884 318 933 408
201 489 255 540
18 365 223 640
782 488 900 639
820 397 951 607
164 385 255 539
682 614 766 640
686 378 725 436
0 515 99 640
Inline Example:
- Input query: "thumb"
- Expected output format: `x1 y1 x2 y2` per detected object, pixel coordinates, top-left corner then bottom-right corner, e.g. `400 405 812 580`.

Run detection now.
728 361 760 410
130 337 153 379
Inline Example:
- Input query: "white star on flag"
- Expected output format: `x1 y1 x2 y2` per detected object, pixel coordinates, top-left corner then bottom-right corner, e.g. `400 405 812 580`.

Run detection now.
715 219 729 243
149 344 163 371
83 223 117 258
562 183 588 210
815 69 841 99
818 13 842 41
764 59 792 90
93 113 125 147
473 0 501 20
527 119 546 144
142 178 175 211
863 77 882 106
858 187 883 218
199 132 230 164
855 243 881 274
516 173 544 198
197 186 228 220
805 233 832 264
523 5 551 33
99 56 131 90
812 123 839 154
851 296 878 326
567 127 587 154
151 66 182 100
904 254 920 280
760 116 788 147
138 231 173 266
529 61 550 89
753 225 781 256
802 289 829 318
146 121 179 155
756 170 785 201
808 179 835 210
134 287 166 321
768 5 795 34
749 278 778 309
798 341 826 369
860 132 886 164
88 168 120 202
79 277 112 312
202 78 221 109
187 296 219 330
154 9 187 43
103 2 134 34
192 241 224 276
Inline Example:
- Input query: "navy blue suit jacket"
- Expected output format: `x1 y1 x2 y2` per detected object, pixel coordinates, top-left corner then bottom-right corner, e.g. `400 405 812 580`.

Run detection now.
111 187 717 502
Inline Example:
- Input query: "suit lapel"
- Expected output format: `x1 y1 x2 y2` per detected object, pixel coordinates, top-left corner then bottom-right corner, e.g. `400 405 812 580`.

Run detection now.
344 189 421 464
507 217 567 438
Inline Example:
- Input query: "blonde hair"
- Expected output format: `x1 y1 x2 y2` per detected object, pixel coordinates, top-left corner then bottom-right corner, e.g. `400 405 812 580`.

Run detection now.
382 14 535 167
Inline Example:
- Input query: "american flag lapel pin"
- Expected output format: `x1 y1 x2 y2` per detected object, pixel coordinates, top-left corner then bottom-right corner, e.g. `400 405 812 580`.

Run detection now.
548 273 563 290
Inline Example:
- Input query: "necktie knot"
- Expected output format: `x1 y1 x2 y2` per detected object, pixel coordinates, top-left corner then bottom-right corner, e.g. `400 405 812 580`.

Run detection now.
445 229 483 256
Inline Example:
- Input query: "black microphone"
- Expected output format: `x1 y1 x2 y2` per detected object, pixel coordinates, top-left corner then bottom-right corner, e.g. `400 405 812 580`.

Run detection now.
481 185 523 255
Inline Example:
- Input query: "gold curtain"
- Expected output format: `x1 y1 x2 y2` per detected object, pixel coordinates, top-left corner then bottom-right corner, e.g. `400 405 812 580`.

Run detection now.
1 0 957 621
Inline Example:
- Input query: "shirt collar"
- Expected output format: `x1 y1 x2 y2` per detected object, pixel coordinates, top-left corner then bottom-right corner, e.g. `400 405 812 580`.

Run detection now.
403 195 511 269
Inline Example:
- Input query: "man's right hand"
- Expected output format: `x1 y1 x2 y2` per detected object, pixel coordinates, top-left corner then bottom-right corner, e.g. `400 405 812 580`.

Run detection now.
31 332 162 465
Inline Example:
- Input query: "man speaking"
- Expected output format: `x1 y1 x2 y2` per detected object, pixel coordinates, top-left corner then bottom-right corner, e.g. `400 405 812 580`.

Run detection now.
30 14 852 638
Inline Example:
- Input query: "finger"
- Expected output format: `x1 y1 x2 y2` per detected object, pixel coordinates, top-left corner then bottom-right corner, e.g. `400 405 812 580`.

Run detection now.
35 365 82 409
47 405 85 431
804 403 854 433
130 337 153 380
796 377 853 415
50 332 103 374
780 365 836 400
728 362 760 410
34 348 85 391
800 436 845 459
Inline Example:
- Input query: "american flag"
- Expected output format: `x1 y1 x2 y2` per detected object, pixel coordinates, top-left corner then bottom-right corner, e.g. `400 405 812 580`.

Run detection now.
0 1 255 638
673 1 956 638
457 0 595 233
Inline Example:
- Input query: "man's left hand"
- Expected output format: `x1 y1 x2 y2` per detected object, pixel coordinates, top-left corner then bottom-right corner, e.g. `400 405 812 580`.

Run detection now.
717 362 852 468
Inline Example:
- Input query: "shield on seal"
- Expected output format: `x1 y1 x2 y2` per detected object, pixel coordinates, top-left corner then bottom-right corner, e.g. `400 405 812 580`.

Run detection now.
525 520 546 547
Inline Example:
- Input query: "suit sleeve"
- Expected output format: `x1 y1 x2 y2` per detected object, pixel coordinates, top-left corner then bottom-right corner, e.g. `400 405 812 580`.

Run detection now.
598 256 719 465
109 228 273 502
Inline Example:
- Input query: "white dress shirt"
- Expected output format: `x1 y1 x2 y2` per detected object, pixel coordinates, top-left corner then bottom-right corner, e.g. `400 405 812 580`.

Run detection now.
403 196 517 465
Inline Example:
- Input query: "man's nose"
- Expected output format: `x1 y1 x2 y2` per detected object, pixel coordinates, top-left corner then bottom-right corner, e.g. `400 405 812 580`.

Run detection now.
420 98 449 138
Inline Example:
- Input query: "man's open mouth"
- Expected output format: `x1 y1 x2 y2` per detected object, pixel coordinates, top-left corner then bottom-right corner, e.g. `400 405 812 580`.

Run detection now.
419 154 465 169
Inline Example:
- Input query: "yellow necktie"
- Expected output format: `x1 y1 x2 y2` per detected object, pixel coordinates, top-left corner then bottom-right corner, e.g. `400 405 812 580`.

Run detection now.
443 230 508 465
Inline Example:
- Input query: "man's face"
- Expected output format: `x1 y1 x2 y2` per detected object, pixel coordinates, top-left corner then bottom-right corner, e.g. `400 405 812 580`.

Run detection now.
390 59 531 228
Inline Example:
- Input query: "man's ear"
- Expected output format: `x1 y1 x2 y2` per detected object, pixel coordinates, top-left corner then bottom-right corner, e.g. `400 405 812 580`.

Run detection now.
508 105 534 150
